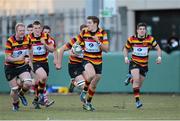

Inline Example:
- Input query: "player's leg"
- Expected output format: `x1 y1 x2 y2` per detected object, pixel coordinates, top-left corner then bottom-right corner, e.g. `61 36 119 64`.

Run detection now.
35 68 47 100
18 71 32 106
32 64 48 109
80 62 96 104
131 68 142 108
124 73 132 86
41 86 55 107
9 78 20 111
29 70 37 94
83 64 101 111
83 74 100 111
74 75 85 90
68 78 76 93
5 66 20 111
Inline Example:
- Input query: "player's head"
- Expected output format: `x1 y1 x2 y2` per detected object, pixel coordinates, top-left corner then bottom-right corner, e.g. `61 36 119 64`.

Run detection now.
32 20 42 36
42 25 51 34
80 24 87 32
15 23 26 39
86 16 99 32
136 22 147 37
26 24 33 34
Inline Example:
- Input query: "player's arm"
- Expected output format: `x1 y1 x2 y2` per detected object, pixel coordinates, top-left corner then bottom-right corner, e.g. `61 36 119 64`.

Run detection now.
51 38 58 65
154 44 162 64
92 31 109 52
5 40 25 62
41 38 55 52
28 46 34 70
123 47 130 64
123 38 131 64
53 49 58 65
56 44 70 70
6 54 25 62
152 39 162 64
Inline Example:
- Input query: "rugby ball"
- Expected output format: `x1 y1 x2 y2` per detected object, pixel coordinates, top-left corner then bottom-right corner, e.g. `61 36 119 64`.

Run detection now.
72 43 83 55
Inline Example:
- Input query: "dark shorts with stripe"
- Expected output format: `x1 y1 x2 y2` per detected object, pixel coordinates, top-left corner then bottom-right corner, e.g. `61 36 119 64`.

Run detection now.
4 64 31 81
82 60 102 74
68 63 85 78
33 62 49 76
129 61 148 77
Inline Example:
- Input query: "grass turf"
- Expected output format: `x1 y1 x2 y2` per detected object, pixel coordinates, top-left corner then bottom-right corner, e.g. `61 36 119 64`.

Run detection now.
0 93 180 120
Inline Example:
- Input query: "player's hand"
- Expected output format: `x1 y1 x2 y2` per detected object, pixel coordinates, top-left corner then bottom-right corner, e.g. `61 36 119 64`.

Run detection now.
24 57 30 64
55 63 62 70
69 49 78 57
92 36 99 42
17 54 25 61
41 38 46 45
124 57 130 64
156 56 162 64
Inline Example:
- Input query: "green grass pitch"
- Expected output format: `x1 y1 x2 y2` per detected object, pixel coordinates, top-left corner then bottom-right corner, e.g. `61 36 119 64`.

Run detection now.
0 93 180 120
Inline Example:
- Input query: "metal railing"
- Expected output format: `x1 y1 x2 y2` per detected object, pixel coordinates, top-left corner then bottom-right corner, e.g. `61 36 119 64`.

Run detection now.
0 9 123 52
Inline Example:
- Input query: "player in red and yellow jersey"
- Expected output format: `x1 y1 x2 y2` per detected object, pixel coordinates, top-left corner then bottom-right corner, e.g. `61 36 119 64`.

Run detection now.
123 22 162 108
4 23 33 111
56 24 87 92
42 25 57 66
28 21 55 109
36 25 56 107
76 16 109 111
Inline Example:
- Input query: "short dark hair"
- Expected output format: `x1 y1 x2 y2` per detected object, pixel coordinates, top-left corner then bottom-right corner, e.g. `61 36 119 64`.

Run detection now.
32 20 41 26
43 25 51 31
137 22 147 29
27 24 33 28
87 16 99 26
80 24 87 31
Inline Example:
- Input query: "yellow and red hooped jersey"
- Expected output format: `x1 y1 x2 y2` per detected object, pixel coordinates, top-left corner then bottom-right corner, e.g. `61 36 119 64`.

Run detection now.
76 28 109 65
49 36 56 49
65 37 84 64
4 35 31 66
28 32 53 63
125 35 158 67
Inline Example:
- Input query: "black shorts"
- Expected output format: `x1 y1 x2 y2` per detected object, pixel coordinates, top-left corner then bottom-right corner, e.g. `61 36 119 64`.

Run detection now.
33 62 49 76
129 61 148 77
82 60 102 74
4 64 31 81
68 63 85 78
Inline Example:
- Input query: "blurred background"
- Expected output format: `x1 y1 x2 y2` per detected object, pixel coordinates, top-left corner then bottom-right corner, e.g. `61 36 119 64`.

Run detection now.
0 0 179 93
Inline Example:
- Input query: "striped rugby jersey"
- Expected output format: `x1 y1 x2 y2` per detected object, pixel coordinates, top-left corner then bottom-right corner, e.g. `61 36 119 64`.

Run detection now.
76 28 109 65
125 35 158 67
28 32 54 63
5 35 31 66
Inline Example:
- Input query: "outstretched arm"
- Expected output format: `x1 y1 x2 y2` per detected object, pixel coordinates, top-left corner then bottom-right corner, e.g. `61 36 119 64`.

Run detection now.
154 44 162 64
123 47 130 64
56 45 69 70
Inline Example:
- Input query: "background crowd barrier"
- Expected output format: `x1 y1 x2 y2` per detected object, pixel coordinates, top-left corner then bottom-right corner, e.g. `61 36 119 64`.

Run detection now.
0 51 179 93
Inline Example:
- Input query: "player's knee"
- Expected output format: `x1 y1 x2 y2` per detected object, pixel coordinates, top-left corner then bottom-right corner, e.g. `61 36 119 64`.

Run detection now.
89 74 96 81
90 84 97 90
10 86 19 95
132 77 140 82
39 76 47 83
95 74 101 81
23 78 33 89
